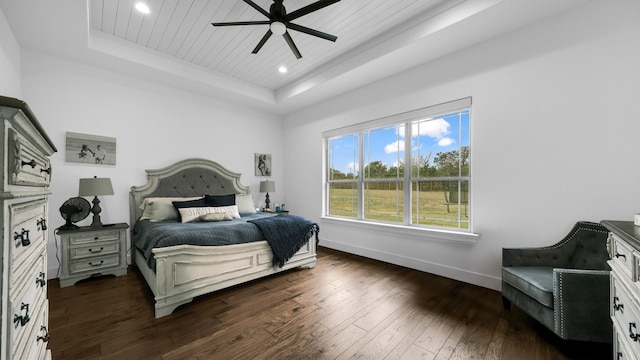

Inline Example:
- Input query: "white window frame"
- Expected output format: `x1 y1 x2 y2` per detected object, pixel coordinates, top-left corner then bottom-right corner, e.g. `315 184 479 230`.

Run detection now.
323 98 477 239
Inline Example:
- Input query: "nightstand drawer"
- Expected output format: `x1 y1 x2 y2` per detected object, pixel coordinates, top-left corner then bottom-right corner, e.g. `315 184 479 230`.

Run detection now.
69 241 119 260
67 230 121 246
69 254 120 274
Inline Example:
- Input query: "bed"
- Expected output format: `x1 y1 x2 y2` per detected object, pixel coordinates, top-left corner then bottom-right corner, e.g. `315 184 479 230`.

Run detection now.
129 158 317 318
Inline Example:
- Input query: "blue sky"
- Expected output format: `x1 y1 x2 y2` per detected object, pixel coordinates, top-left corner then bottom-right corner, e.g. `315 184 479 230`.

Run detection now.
328 111 469 175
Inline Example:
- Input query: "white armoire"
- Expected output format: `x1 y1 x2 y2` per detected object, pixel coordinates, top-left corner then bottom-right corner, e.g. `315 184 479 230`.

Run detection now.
0 96 57 359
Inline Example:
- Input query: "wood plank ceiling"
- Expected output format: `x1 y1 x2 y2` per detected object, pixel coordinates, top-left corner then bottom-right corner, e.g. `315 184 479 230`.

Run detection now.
89 0 456 91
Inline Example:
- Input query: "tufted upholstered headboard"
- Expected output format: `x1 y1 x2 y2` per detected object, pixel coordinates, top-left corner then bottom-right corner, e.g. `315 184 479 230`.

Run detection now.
129 158 250 227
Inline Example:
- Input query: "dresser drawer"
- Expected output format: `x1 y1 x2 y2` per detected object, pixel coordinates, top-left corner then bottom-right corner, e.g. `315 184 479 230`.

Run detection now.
9 199 48 278
6 127 52 188
610 233 635 280
10 258 47 360
69 241 119 260
67 229 122 246
611 275 640 355
614 321 639 360
69 254 121 274
23 300 50 360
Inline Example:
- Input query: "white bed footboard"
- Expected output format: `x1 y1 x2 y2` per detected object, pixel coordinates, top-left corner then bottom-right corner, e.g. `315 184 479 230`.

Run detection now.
144 238 316 318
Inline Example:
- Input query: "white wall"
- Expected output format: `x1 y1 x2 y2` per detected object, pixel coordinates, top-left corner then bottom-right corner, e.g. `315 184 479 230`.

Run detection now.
283 0 640 290
20 51 285 278
0 7 21 97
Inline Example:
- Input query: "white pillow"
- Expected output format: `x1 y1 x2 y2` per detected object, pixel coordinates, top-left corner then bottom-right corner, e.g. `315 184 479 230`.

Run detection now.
236 193 257 216
178 205 241 223
139 197 202 222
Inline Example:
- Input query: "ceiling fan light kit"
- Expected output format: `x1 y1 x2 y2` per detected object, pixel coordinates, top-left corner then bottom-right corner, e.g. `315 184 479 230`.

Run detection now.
211 0 341 59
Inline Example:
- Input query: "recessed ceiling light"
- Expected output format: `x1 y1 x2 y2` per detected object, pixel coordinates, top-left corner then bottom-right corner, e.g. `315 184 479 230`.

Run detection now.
135 2 151 14
278 66 288 74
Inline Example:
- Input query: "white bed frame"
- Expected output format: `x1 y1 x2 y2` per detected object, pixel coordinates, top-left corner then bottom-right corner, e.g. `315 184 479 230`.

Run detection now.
129 158 317 318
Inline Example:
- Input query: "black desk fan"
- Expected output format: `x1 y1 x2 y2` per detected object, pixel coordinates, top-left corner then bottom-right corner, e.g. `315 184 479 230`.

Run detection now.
58 197 90 230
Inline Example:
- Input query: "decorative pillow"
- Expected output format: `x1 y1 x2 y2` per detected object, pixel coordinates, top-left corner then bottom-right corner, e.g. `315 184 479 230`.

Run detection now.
205 194 235 207
173 198 208 222
139 197 203 222
200 213 234 222
178 205 241 223
236 193 257 216
207 205 241 219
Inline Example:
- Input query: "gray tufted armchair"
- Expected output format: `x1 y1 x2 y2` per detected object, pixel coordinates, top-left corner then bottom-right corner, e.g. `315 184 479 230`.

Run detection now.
501 221 611 343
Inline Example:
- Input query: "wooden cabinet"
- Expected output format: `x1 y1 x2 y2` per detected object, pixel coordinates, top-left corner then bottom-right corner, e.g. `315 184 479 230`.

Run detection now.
602 220 640 360
0 96 57 360
57 223 129 287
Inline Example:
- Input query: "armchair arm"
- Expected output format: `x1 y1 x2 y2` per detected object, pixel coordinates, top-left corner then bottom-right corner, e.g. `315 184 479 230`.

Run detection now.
553 268 611 342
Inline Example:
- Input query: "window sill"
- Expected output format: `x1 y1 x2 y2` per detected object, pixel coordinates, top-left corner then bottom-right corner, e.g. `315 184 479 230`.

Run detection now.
320 216 480 245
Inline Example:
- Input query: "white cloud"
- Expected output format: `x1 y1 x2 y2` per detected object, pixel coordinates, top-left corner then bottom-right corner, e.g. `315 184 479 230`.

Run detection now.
384 140 404 154
438 137 455 146
398 118 451 140
414 118 450 139
389 118 453 152
346 162 358 172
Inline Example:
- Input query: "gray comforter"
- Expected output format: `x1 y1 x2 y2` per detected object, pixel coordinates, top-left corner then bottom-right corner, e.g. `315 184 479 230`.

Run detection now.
133 212 277 271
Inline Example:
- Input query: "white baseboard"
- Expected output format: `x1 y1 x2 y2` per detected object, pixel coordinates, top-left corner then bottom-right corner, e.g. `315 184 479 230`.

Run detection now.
319 238 501 291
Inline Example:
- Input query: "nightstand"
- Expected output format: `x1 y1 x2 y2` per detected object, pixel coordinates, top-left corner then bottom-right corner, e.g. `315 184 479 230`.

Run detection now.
57 223 128 287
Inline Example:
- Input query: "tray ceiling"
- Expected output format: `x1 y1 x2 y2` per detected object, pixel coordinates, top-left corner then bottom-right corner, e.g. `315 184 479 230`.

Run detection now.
0 0 593 113
89 0 457 91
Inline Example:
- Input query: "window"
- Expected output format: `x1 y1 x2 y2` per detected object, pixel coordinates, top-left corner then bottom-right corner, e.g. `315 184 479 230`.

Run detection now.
324 98 471 231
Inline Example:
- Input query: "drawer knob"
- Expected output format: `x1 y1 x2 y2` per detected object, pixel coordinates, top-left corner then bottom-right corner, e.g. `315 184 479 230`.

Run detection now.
37 218 47 231
616 253 627 261
40 167 51 175
37 325 50 343
13 303 30 327
618 352 623 360
35 272 46 288
21 159 37 168
629 322 640 341
89 260 104 267
14 228 31 247
88 247 104 254
614 297 624 313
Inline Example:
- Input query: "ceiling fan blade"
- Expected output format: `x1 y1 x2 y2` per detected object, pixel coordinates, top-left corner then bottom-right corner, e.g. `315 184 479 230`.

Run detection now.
283 32 302 59
242 0 271 18
286 0 341 21
252 30 273 54
211 21 271 27
287 22 337 42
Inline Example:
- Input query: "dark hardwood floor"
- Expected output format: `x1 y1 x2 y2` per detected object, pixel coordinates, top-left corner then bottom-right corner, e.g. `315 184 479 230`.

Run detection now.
47 247 611 359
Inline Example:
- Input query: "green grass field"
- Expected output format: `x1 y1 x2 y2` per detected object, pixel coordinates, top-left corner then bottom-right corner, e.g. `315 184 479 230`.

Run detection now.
328 188 469 230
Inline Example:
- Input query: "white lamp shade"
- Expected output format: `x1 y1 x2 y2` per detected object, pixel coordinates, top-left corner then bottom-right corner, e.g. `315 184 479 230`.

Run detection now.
259 180 275 193
79 177 114 196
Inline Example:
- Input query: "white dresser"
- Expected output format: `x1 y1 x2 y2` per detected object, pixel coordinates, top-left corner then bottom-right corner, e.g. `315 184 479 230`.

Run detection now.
0 96 57 360
602 220 640 360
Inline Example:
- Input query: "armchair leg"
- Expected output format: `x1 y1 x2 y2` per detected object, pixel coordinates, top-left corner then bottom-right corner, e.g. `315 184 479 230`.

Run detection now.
502 296 511 310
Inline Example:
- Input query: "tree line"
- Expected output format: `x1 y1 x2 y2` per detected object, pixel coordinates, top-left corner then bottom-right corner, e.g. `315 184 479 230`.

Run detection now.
329 147 469 191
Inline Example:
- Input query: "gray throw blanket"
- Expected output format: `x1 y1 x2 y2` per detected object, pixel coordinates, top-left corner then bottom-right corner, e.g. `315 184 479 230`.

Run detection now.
248 215 319 267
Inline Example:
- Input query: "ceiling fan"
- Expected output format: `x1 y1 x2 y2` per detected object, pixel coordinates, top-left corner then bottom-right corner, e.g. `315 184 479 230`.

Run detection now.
211 0 341 59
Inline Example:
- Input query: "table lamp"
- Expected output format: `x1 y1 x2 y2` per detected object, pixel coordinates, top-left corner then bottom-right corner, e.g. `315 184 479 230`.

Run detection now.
79 176 114 226
259 180 275 209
